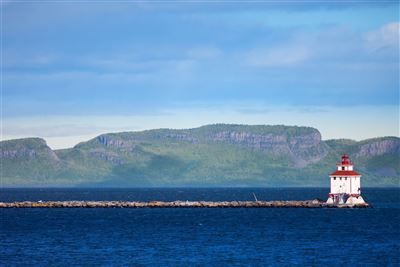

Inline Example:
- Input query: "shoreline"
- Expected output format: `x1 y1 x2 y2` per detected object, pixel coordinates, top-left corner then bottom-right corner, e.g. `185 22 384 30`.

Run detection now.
0 200 371 208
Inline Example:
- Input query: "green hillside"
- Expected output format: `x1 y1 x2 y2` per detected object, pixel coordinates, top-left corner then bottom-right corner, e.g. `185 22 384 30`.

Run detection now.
1 124 399 187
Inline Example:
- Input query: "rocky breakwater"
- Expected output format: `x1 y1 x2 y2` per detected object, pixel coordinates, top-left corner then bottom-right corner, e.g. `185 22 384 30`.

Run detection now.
0 199 370 208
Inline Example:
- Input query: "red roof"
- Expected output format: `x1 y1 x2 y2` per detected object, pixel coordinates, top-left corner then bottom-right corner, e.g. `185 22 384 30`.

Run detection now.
330 170 361 176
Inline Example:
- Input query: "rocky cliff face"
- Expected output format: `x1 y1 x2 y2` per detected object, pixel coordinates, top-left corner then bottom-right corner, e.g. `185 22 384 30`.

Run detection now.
1 147 38 159
94 131 198 149
356 138 400 157
96 135 136 150
209 129 328 167
1 138 59 161
211 131 290 151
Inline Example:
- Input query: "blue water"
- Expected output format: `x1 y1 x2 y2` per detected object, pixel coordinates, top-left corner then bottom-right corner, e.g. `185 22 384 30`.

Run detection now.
1 188 399 266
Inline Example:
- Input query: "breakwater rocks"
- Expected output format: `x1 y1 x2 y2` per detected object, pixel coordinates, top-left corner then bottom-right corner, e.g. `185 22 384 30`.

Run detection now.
0 199 370 208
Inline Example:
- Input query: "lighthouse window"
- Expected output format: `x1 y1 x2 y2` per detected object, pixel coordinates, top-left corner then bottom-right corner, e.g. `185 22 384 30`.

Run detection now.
340 177 342 180
334 177 336 180
345 177 347 180
342 167 345 170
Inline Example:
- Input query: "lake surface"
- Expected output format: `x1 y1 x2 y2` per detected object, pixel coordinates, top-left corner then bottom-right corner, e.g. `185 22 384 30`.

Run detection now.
1 188 399 266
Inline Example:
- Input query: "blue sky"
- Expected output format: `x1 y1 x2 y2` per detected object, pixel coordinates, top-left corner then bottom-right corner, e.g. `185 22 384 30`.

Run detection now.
2 1 399 148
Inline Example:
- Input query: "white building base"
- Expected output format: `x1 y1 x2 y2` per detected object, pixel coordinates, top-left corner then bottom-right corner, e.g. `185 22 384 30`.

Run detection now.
326 197 334 204
346 195 365 205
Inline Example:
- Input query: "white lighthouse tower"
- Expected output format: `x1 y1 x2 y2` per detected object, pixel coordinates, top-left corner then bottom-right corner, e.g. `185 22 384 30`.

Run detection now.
327 154 365 205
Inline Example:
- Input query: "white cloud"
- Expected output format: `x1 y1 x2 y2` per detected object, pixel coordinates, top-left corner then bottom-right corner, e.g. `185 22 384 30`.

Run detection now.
365 22 400 52
244 23 399 69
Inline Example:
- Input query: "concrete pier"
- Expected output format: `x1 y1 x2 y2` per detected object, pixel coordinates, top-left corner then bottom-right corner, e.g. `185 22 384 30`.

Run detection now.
0 199 370 208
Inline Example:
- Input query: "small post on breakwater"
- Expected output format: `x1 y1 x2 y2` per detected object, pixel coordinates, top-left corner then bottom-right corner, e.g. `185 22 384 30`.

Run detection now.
252 192 258 202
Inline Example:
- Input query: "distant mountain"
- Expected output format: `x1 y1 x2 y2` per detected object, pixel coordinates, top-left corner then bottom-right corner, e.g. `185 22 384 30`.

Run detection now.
1 124 399 187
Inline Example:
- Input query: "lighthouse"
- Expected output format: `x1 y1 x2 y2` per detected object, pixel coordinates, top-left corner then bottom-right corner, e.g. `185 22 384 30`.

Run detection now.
326 154 366 205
